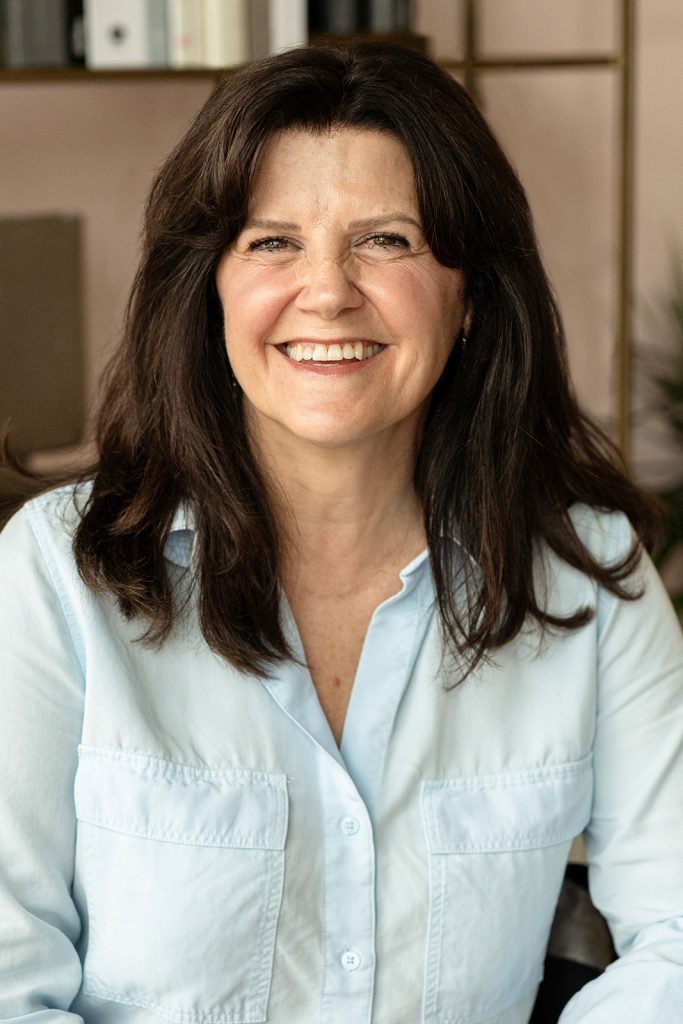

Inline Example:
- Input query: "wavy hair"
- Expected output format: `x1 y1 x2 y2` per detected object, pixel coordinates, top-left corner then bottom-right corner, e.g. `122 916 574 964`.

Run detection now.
26 42 661 678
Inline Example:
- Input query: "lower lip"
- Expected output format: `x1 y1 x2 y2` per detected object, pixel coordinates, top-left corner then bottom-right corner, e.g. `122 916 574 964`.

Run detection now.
274 345 387 375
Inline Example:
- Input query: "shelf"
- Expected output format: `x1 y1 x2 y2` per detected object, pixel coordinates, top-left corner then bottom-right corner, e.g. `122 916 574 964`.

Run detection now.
0 32 429 83
0 50 622 85
443 53 621 72
0 66 224 83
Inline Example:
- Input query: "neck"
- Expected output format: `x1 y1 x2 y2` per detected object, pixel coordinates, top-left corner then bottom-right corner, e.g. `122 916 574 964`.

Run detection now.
246 409 427 588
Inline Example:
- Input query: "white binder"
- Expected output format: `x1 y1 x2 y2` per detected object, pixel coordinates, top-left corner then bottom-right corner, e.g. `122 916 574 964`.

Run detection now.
84 0 168 69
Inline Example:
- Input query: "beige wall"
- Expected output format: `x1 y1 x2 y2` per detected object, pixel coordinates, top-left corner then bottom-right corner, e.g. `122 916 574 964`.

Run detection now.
1 1 682 482
0 76 214 425
414 0 683 486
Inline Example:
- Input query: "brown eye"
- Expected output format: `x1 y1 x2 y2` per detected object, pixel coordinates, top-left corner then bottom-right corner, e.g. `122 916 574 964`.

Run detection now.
368 233 408 246
247 236 290 252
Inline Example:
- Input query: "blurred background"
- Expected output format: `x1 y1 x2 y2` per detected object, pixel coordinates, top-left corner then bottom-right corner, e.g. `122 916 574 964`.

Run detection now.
1 0 682 584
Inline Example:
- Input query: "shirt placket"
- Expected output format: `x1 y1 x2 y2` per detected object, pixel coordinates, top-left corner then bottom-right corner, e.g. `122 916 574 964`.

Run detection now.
319 755 377 1024
264 556 434 1024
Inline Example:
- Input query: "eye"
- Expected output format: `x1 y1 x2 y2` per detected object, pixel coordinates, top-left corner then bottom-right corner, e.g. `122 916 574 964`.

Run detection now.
360 232 410 251
247 236 291 252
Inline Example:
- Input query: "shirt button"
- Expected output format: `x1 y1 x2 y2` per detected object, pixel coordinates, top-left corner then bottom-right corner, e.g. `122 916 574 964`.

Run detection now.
340 948 362 972
340 815 360 836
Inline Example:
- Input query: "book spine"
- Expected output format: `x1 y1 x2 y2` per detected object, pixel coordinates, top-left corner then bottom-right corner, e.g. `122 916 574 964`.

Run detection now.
84 0 168 68
268 0 306 53
308 0 358 34
203 0 248 69
369 0 411 33
0 3 6 67
67 0 85 66
247 0 269 61
4 0 69 68
147 0 169 66
166 0 204 68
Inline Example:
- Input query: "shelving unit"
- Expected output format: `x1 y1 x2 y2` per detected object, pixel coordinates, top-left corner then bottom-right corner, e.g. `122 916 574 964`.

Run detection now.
0 3 635 457
0 66 218 81
445 0 635 460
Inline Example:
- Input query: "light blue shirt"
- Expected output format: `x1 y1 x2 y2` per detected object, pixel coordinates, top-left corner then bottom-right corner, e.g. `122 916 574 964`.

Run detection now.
1 484 682 1023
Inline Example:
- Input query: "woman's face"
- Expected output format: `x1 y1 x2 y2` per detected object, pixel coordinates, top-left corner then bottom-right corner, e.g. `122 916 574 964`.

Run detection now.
215 127 466 451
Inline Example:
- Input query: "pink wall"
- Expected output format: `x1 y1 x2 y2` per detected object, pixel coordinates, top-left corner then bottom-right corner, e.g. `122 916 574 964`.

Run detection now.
414 0 683 485
0 77 214 399
1 1 682 484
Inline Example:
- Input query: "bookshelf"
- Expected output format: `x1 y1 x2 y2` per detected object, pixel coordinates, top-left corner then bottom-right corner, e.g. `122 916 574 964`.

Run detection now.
0 3 635 465
0 29 426 82
452 0 634 461
0 67 220 82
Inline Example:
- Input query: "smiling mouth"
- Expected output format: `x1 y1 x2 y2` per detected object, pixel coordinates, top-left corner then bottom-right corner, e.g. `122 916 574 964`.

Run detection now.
278 341 385 363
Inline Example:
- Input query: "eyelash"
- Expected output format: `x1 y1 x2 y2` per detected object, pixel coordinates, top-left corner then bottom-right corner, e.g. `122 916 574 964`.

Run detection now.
246 232 410 252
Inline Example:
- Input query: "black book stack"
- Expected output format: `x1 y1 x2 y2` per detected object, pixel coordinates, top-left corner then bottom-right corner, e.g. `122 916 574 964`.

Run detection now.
309 0 411 36
0 0 84 69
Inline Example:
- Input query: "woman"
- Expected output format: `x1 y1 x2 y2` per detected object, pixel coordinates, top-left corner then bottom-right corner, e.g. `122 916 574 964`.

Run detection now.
0 42 681 1024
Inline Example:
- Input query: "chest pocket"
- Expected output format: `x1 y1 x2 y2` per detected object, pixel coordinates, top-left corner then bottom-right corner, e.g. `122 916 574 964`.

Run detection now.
421 756 593 1024
74 745 288 1023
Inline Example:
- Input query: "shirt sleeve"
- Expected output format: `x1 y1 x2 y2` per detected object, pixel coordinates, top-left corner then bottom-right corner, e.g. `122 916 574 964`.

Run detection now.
0 503 85 1020
558 512 683 1023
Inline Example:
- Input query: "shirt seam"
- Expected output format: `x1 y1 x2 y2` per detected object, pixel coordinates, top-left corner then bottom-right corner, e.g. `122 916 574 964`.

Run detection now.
23 500 86 677
77 743 288 784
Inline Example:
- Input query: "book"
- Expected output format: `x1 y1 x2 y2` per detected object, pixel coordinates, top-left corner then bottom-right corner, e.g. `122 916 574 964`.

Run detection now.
248 0 269 62
308 0 358 34
269 0 306 54
67 0 85 66
166 0 203 68
203 0 248 69
84 0 168 69
1 0 69 68
368 0 411 33
0 215 84 455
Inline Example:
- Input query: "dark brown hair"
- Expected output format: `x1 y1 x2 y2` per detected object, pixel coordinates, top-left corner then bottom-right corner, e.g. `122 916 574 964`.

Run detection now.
14 42 661 679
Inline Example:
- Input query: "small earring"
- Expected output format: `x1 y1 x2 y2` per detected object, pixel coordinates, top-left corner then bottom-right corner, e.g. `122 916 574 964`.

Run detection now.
460 309 472 351
227 358 239 390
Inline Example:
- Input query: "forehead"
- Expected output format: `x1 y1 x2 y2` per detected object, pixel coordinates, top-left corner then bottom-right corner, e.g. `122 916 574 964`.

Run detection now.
247 127 418 216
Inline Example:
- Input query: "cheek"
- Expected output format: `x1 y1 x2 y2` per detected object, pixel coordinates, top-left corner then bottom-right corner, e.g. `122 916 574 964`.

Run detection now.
220 268 291 342
370 263 461 321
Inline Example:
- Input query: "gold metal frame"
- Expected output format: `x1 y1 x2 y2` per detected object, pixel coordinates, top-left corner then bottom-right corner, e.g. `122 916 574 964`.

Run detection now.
442 0 635 459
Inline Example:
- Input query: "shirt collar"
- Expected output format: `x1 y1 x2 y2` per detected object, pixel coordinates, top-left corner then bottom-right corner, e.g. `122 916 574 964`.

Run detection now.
164 502 196 567
163 505 456 579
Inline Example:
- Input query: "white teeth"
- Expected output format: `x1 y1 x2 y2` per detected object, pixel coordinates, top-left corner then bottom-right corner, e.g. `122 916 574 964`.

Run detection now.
283 342 384 362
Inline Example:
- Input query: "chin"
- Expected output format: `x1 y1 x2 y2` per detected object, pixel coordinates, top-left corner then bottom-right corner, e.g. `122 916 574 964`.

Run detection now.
286 422 372 448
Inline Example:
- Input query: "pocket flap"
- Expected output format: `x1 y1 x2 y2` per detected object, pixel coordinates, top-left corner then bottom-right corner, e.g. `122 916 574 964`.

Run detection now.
75 745 288 850
423 755 592 854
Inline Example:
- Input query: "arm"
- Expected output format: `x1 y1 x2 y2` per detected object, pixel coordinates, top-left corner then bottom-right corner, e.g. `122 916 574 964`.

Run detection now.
558 513 683 1023
0 503 85 1020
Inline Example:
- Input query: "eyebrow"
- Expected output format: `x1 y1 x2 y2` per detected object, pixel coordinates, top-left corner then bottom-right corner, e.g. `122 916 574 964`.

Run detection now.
243 214 422 232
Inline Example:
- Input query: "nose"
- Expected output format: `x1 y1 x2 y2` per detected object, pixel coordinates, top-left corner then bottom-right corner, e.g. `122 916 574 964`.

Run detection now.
294 255 363 320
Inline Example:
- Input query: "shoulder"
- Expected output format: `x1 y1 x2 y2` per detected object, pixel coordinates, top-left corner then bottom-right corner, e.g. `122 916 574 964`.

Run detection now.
567 503 636 567
0 481 92 587
532 505 640 621
566 504 677 643
23 479 92 531
0 484 96 672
